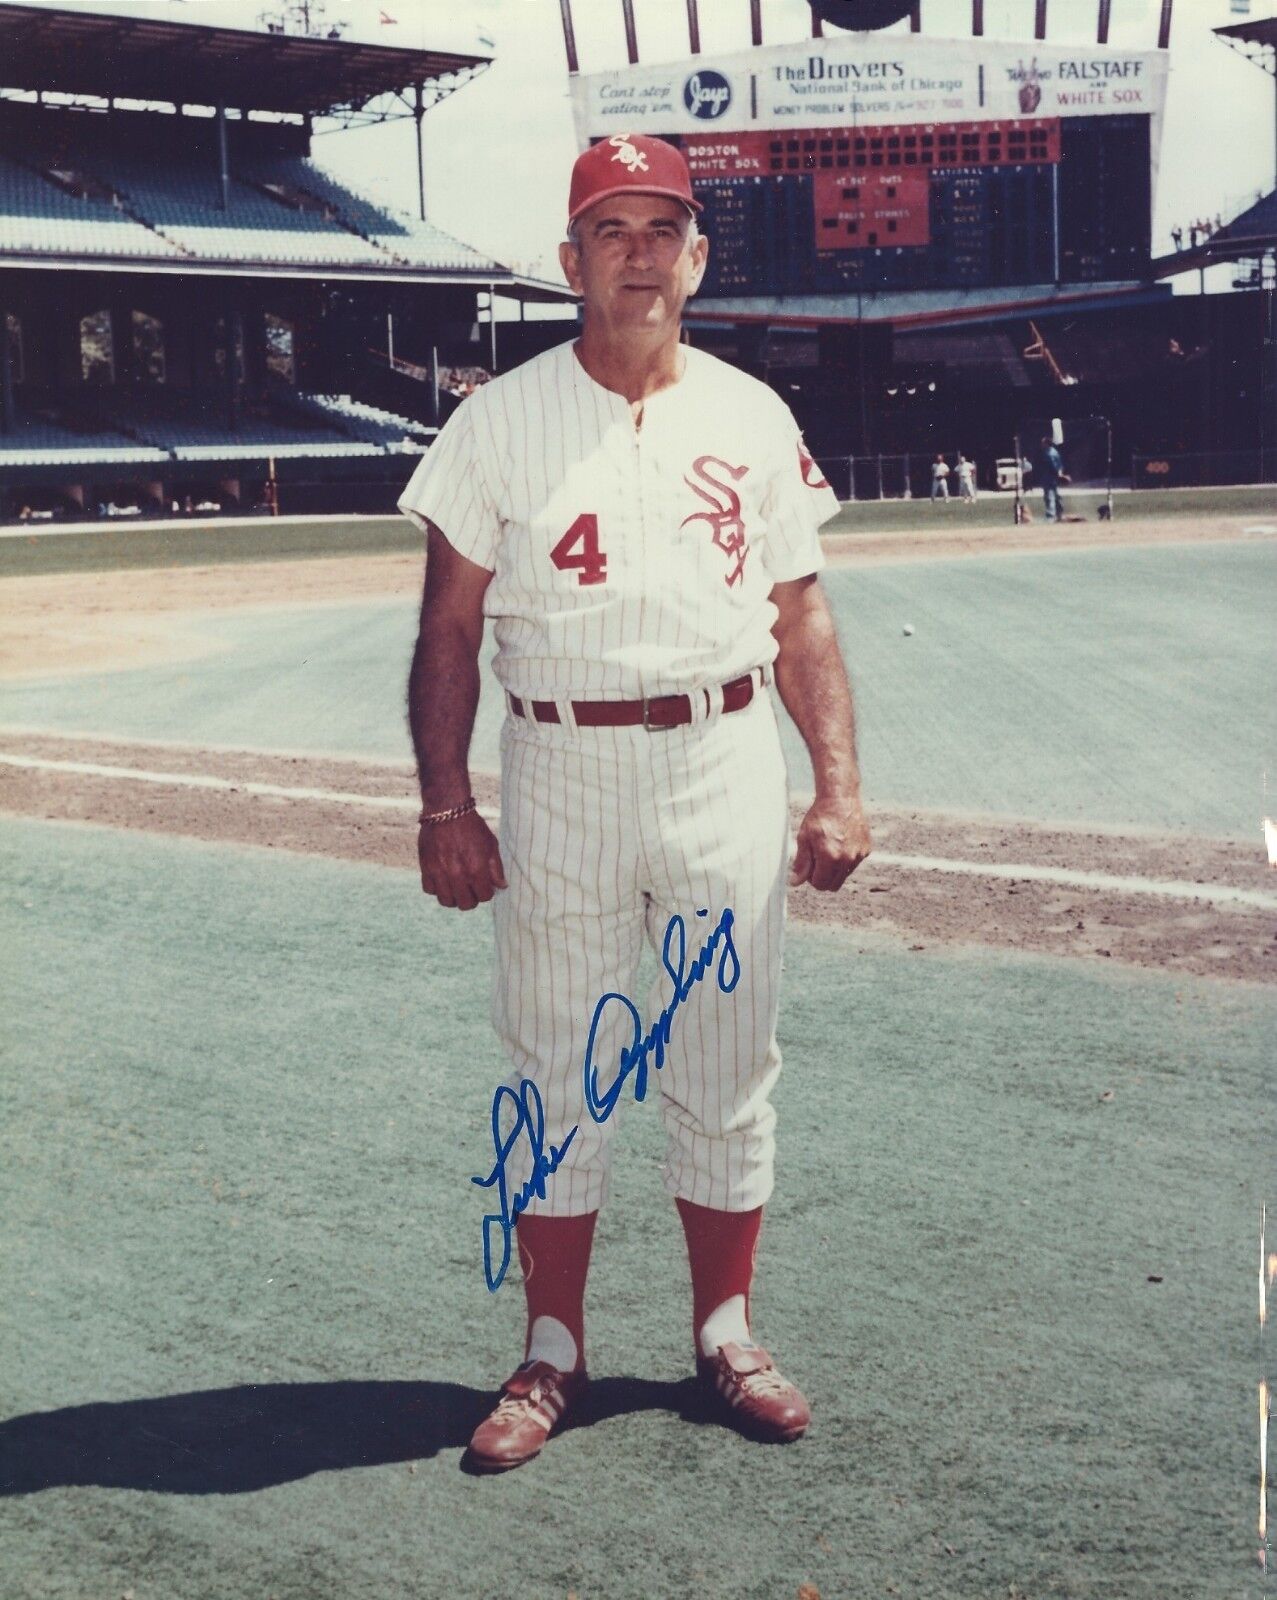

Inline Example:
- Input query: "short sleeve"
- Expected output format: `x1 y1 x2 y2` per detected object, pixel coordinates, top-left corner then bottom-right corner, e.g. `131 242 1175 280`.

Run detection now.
759 409 841 582
397 399 499 572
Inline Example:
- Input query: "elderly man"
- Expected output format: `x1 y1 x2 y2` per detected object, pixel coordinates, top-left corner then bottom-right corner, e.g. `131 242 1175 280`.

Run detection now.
399 133 870 1472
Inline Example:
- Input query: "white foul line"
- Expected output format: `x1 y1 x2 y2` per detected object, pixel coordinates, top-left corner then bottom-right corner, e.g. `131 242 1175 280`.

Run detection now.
868 849 1277 913
0 752 500 824
2 751 1273 913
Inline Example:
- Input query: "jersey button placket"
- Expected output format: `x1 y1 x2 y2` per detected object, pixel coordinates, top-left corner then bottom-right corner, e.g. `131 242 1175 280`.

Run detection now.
631 410 649 703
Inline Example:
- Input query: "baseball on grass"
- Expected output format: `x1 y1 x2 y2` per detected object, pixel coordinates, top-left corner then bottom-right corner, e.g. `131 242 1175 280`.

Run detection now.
903 623 915 636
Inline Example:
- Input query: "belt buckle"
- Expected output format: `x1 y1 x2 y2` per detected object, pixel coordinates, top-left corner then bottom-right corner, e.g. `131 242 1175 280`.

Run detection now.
642 694 676 732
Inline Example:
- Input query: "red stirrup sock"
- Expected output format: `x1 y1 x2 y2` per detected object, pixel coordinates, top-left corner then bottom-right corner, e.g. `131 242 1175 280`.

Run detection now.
515 1211 598 1375
676 1197 764 1359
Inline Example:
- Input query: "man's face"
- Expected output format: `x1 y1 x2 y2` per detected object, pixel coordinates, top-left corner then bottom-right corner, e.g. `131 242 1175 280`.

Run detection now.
559 195 708 335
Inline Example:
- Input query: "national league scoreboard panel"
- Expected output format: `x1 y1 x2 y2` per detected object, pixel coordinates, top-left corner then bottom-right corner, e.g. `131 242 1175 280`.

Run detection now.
569 35 1166 298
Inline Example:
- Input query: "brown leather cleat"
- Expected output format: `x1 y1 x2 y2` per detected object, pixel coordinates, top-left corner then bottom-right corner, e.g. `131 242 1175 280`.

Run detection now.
696 1342 811 1443
465 1360 588 1472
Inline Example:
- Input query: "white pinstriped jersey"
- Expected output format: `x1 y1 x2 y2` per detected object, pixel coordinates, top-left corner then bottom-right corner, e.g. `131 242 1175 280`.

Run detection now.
398 340 839 699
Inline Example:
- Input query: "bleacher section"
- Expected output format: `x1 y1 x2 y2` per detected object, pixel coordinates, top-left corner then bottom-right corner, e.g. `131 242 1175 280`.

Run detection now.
91 156 386 268
0 412 169 468
1 143 497 272
0 151 178 260
0 392 431 467
243 156 492 271
296 392 433 450
105 391 382 459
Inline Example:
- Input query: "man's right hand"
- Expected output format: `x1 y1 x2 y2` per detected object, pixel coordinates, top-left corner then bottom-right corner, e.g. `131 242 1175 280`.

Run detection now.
417 810 508 910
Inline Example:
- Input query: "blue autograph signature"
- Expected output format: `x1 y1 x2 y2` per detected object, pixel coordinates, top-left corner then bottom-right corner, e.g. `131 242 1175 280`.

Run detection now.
470 1078 577 1294
471 907 740 1291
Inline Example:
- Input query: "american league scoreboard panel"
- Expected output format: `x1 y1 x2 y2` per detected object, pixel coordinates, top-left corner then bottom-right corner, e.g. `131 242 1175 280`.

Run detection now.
569 35 1167 299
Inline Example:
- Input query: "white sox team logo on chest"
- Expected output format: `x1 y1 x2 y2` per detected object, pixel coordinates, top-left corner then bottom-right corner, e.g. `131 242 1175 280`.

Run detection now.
680 455 750 588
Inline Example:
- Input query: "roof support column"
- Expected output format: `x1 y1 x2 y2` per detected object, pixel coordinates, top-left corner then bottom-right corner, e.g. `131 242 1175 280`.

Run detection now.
430 344 441 428
216 104 230 212
1261 258 1276 483
225 302 242 433
487 283 497 375
414 82 426 223
558 0 580 74
1 310 14 435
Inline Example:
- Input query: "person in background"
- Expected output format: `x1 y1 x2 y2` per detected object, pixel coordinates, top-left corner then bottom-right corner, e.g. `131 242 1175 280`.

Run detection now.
930 454 950 502
956 453 977 504
1039 436 1070 523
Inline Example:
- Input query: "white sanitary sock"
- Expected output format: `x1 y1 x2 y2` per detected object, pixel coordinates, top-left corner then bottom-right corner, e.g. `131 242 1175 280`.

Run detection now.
698 1293 752 1358
526 1314 579 1374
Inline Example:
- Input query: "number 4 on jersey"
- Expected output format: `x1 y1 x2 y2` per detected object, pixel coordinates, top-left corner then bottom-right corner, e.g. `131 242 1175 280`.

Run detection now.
550 513 607 586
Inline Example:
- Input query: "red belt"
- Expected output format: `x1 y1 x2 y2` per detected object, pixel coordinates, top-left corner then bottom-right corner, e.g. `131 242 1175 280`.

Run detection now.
508 672 761 731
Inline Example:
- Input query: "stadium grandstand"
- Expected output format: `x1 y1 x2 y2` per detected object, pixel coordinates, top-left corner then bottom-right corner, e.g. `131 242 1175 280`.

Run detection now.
0 0 573 521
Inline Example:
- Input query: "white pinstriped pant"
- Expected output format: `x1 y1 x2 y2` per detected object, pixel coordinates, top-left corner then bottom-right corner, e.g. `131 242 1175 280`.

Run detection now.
491 673 791 1217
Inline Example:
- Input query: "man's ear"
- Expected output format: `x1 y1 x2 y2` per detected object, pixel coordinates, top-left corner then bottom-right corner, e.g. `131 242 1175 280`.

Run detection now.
559 238 584 296
687 230 709 297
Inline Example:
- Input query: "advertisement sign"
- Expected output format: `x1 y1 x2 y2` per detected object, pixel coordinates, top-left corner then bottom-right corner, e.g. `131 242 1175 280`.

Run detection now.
571 34 1167 147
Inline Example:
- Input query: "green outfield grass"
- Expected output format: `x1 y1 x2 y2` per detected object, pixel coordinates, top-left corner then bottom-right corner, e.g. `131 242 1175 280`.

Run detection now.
1 818 1270 1600
0 514 421 578
825 482 1277 535
0 484 1273 579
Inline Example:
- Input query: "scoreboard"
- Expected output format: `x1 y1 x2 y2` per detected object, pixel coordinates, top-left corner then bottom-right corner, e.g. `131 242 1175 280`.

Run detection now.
572 33 1164 305
669 114 1149 297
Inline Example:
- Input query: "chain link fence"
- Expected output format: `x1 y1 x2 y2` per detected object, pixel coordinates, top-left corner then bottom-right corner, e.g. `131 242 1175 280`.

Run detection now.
811 452 1000 501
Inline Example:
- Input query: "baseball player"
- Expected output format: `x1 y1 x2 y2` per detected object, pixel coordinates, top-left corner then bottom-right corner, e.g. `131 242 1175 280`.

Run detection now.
400 133 870 1472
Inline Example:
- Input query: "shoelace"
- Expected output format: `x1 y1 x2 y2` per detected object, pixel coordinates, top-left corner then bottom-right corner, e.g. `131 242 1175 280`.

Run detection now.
740 1367 794 1401
490 1387 545 1422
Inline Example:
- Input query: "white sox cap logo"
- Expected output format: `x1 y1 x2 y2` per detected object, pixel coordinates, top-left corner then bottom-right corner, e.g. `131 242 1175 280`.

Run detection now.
608 134 650 173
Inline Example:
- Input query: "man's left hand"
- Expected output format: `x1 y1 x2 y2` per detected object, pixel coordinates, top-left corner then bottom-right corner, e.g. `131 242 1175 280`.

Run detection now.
789 797 872 892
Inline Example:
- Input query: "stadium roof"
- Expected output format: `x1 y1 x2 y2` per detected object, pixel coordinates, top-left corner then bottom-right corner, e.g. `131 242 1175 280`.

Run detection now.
0 3 493 118
1213 188 1277 248
685 281 1170 332
1213 15 1277 51
1151 190 1276 279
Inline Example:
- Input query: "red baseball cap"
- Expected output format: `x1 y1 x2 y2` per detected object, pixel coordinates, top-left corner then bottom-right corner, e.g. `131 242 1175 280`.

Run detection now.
567 134 702 226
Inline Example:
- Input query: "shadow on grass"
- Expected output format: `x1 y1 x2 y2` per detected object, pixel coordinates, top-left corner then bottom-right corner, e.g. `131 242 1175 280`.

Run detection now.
0 1375 701 1494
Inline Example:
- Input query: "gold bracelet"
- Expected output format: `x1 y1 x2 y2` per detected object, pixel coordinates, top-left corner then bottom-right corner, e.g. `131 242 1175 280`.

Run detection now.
419 797 477 826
